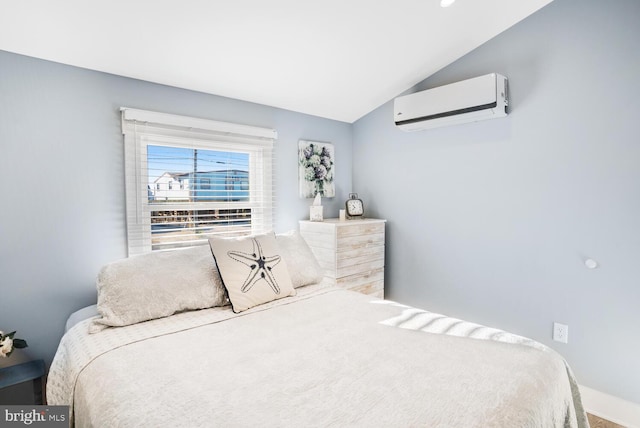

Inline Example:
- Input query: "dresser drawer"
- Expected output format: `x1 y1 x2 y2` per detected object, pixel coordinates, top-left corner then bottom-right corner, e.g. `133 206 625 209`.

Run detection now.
337 221 385 238
337 246 384 269
350 281 384 298
311 245 384 273
336 232 384 251
336 258 384 278
336 268 384 297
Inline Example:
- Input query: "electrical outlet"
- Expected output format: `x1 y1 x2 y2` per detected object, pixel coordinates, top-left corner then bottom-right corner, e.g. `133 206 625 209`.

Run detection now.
553 322 569 343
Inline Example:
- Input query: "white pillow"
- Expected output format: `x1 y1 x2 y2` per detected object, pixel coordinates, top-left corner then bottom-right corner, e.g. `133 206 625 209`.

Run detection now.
209 233 296 313
276 230 324 288
91 245 227 332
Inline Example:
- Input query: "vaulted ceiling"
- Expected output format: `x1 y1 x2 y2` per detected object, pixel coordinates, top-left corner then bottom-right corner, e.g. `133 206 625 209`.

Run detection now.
0 0 553 122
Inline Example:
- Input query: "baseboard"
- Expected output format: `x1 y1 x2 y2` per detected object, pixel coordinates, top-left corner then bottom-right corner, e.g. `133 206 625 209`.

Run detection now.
580 385 640 428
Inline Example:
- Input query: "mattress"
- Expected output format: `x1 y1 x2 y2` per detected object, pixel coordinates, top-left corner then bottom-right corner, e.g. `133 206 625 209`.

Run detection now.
48 283 588 427
64 305 98 333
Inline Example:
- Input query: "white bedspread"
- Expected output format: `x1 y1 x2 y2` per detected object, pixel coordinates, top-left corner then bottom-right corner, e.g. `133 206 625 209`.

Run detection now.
48 285 588 427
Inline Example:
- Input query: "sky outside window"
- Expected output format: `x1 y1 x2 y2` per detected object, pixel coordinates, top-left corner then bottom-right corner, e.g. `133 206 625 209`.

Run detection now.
147 145 249 184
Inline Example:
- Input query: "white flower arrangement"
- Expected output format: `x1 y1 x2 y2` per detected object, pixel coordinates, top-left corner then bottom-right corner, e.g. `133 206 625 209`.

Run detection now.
0 330 28 358
299 141 334 198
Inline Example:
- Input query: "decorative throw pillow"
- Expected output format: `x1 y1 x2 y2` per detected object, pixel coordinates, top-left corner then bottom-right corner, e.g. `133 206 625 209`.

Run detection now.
208 233 296 313
276 230 324 288
91 245 228 332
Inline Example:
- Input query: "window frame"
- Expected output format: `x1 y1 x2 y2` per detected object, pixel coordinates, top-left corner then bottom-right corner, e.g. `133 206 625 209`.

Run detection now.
121 108 276 256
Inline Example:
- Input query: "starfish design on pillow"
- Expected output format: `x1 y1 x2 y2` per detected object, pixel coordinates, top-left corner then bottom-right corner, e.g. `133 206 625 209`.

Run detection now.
227 238 282 294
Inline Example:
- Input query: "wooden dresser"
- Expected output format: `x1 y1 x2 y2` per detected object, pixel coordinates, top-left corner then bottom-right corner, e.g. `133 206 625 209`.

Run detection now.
299 218 385 298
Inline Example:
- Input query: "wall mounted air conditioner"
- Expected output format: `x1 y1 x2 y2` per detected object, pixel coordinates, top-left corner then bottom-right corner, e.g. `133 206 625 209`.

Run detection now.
394 73 509 131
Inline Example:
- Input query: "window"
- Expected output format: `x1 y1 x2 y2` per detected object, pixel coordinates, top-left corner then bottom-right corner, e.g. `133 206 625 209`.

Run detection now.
122 108 276 255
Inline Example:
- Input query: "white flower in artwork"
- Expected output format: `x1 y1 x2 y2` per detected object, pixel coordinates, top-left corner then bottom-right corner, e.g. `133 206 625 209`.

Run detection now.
304 166 316 181
309 154 321 167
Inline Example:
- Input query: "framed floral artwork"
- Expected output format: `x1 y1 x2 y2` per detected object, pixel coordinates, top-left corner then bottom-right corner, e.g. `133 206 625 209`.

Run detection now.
298 140 335 198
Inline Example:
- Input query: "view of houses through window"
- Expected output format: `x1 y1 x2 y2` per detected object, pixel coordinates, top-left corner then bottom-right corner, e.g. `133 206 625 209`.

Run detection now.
147 145 251 250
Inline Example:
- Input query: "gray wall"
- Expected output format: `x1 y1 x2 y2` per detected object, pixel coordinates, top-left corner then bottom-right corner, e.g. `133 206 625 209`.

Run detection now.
353 0 640 404
0 50 351 401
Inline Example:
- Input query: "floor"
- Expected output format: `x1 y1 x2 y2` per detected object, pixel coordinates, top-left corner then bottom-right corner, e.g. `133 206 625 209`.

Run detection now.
587 413 626 428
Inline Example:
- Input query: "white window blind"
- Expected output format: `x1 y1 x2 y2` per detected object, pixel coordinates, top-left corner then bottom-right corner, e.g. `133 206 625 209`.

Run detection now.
121 108 276 255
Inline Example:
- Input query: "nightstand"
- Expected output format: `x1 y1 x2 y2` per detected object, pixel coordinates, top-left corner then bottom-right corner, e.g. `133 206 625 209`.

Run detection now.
0 359 46 404
299 218 386 298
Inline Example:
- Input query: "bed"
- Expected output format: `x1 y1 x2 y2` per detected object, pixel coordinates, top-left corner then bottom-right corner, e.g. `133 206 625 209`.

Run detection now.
47 232 588 427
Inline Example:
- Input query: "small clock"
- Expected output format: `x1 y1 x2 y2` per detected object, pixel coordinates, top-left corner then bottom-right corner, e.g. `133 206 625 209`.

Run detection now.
345 193 364 219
